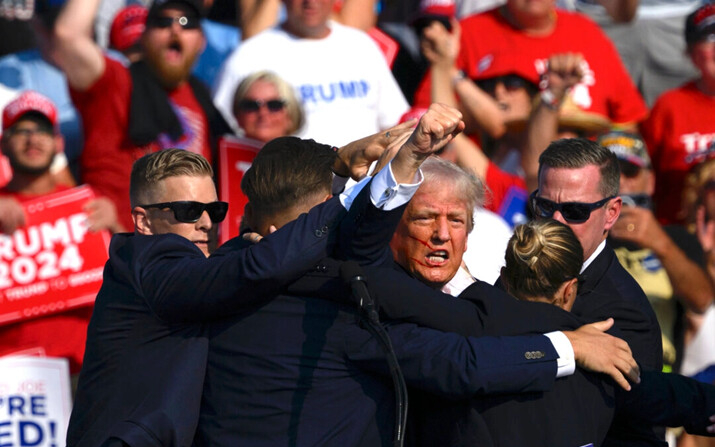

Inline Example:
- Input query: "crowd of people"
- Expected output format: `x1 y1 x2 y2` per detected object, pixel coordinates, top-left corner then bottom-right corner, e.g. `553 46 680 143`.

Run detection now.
1 0 715 445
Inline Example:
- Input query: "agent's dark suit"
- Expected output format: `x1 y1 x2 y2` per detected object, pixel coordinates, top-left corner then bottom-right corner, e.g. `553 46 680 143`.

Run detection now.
194 278 563 447
574 244 664 447
575 244 663 371
67 195 348 447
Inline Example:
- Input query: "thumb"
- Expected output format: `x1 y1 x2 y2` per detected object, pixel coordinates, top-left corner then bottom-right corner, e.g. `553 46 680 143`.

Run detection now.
588 318 614 332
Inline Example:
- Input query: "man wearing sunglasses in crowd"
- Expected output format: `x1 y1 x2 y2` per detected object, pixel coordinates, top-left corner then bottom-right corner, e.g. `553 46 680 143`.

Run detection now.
601 131 714 375
531 137 669 445
52 0 230 232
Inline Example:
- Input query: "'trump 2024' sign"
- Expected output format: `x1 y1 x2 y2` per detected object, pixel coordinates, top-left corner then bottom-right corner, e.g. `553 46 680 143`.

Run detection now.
0 186 110 325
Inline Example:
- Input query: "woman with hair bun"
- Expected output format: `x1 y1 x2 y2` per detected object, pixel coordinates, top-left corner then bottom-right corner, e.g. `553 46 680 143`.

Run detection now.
501 219 583 312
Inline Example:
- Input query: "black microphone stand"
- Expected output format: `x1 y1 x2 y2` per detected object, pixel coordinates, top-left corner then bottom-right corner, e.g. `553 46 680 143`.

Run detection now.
341 262 409 447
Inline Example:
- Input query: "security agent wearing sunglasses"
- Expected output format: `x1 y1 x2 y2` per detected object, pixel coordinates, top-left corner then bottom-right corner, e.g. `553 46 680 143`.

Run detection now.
533 137 665 446
600 131 714 374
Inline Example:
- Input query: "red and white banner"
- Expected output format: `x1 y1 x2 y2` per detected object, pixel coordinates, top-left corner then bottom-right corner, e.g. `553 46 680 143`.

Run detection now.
0 185 110 325
0 356 72 447
218 136 262 245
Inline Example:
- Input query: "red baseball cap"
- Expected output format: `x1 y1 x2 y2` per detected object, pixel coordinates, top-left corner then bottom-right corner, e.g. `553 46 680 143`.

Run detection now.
110 5 148 52
411 0 456 30
2 91 58 132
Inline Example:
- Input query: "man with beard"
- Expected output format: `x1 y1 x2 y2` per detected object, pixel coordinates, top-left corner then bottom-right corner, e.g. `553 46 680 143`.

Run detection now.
52 0 229 231
0 91 122 378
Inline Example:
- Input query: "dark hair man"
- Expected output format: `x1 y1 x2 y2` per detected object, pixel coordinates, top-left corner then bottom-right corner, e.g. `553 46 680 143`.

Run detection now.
52 0 230 231
533 137 664 445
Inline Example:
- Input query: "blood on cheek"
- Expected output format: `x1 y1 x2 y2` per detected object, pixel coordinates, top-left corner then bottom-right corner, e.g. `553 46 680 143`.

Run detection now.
408 235 435 268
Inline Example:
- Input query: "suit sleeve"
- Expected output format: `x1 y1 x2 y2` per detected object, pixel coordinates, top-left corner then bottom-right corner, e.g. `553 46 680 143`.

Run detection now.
364 268 583 337
345 321 559 399
288 265 584 337
336 177 409 267
136 196 346 323
616 370 715 436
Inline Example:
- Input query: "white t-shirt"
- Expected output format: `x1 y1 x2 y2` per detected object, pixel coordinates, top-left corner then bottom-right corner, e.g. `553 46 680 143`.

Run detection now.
212 21 409 147
462 208 513 285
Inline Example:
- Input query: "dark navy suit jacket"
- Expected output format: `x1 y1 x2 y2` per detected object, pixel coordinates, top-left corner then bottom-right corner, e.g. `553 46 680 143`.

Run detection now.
194 286 562 447
67 195 348 447
574 244 664 447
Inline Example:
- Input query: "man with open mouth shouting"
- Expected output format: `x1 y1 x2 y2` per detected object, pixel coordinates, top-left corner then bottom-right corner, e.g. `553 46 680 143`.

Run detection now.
52 0 230 232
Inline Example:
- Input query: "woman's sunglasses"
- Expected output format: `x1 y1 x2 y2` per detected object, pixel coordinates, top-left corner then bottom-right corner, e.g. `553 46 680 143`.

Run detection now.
237 99 286 113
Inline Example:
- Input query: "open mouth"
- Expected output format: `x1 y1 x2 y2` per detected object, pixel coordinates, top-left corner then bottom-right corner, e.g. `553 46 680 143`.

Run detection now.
425 250 449 266
165 40 183 61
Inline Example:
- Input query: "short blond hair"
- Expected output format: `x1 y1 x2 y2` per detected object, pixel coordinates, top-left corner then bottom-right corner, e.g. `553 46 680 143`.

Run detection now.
130 149 213 207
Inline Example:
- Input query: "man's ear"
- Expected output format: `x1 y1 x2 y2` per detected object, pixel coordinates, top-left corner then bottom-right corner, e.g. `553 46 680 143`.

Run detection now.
133 207 152 235
603 196 622 231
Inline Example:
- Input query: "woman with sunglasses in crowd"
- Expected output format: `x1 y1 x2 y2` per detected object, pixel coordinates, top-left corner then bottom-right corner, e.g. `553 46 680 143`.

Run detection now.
231 70 304 144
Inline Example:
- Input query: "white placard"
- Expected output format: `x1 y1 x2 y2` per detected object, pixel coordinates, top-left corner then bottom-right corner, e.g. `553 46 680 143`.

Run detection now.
0 356 72 447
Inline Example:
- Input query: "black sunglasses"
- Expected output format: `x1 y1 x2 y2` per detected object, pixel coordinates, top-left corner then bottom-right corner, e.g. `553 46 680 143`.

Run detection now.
476 75 529 94
139 201 228 223
237 99 286 113
149 15 201 30
530 190 615 224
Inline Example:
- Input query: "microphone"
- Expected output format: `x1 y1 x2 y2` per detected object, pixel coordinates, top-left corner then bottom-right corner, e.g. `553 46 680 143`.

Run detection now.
340 261 379 325
340 261 408 446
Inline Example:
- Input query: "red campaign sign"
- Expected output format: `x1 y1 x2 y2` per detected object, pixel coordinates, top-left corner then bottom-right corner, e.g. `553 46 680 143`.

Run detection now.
0 185 110 325
368 27 399 68
218 136 263 244
0 156 11 189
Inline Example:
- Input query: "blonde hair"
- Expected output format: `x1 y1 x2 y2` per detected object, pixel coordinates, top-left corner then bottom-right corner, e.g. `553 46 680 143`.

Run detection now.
503 219 583 301
683 159 715 231
232 71 304 135
130 149 213 207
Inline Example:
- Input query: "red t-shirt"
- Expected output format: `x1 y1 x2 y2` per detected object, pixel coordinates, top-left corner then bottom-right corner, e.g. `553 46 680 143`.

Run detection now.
484 161 527 212
71 56 211 231
413 8 647 126
0 185 92 374
641 81 715 225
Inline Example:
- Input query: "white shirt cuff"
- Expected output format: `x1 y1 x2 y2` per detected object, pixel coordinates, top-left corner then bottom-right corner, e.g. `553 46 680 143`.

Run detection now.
369 163 423 211
545 331 576 378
